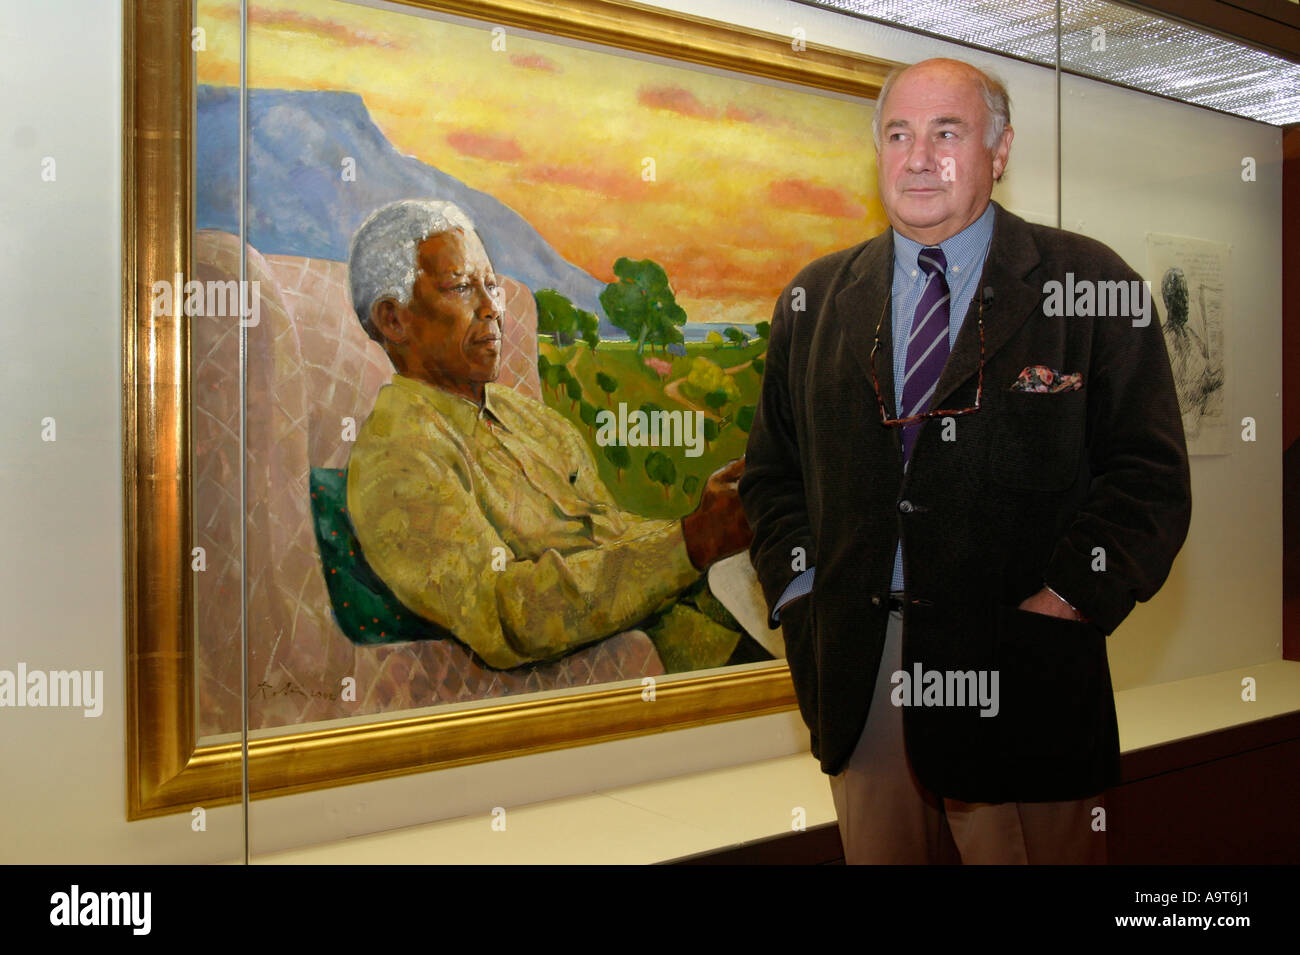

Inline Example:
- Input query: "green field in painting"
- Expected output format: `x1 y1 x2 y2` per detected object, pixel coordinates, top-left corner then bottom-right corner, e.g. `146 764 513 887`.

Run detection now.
538 337 768 520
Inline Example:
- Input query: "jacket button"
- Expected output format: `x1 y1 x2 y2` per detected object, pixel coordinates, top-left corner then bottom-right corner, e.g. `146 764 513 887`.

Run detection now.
898 500 914 513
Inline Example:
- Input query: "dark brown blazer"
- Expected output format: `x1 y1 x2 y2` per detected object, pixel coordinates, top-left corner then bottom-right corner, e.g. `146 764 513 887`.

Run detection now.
739 201 1191 802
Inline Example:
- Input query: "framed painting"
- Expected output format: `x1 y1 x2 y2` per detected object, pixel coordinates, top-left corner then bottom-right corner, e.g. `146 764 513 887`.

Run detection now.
124 0 894 817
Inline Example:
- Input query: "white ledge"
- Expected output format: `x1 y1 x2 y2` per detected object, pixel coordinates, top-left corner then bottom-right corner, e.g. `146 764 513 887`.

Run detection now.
252 659 1300 865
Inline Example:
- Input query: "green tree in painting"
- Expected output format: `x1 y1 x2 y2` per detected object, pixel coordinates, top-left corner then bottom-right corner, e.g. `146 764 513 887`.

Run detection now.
578 309 600 351
542 361 570 396
755 321 771 341
682 474 701 499
579 399 600 434
683 356 740 404
603 443 631 482
644 451 677 500
736 405 756 433
599 257 687 357
535 289 600 351
536 289 577 346
723 326 749 348
596 371 618 406
565 376 583 410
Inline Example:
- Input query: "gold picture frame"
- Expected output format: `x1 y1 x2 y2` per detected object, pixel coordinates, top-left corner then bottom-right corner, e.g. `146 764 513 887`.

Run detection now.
123 0 894 819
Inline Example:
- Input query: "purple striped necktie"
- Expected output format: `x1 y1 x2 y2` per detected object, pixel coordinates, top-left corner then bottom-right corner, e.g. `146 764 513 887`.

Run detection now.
900 246 951 465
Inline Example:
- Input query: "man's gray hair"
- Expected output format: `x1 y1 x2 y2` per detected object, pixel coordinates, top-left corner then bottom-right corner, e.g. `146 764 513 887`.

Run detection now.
348 198 477 343
870 62 1011 153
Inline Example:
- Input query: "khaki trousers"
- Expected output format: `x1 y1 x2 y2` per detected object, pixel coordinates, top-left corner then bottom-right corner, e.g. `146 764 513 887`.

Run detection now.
828 610 1107 865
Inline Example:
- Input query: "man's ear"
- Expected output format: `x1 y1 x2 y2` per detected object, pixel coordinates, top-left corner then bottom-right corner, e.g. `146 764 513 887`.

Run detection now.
371 298 407 345
992 125 1014 183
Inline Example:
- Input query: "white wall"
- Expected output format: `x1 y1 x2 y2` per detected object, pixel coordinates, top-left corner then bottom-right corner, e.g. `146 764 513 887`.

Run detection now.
1058 76 1283 687
0 0 1282 862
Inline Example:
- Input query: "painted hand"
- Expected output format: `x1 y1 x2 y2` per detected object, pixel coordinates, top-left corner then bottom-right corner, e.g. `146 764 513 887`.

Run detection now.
681 457 752 569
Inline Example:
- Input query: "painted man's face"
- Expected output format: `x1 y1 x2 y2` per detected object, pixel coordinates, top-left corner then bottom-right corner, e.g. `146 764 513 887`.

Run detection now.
382 227 505 400
875 61 1012 246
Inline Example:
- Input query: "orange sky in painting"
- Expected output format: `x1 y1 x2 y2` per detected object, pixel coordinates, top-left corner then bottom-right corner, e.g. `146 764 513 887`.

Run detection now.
196 0 887 326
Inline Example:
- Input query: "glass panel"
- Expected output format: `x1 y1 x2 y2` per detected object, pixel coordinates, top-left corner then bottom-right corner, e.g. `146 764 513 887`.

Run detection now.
192 0 253 861
1059 0 1285 687
178 0 1291 863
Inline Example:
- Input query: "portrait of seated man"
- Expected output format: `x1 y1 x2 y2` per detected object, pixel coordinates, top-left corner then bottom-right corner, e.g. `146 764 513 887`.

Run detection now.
345 198 755 671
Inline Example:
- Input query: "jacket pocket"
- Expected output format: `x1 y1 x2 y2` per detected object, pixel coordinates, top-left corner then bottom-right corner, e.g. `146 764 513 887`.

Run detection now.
992 603 1106 757
780 595 819 732
988 387 1086 492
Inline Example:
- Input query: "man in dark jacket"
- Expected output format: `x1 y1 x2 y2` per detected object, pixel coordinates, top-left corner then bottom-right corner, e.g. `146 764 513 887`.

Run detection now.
739 58 1190 863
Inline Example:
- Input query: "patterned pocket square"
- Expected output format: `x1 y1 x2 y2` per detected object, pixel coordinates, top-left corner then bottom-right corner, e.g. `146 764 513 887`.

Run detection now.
1011 365 1083 393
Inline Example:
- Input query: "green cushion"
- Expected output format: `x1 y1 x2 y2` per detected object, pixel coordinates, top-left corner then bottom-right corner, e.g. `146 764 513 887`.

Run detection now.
309 466 450 646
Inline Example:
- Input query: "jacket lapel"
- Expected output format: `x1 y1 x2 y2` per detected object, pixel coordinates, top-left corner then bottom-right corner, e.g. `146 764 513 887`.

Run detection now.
837 230 898 420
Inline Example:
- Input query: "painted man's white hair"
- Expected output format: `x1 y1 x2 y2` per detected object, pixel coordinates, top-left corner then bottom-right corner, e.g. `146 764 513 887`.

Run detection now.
348 198 477 343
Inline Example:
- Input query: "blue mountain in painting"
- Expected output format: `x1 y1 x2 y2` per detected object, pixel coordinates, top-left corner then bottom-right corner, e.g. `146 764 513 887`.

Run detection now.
195 85 615 329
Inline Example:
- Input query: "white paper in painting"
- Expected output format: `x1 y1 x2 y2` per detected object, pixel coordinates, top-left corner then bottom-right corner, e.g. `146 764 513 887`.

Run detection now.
1146 233 1230 456
708 553 786 659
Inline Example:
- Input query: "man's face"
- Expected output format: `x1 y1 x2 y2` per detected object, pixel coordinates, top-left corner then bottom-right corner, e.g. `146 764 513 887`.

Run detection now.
875 61 1012 246
377 228 505 401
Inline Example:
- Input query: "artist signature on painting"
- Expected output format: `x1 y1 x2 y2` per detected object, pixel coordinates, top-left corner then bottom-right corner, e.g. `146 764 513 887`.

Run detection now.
250 680 339 703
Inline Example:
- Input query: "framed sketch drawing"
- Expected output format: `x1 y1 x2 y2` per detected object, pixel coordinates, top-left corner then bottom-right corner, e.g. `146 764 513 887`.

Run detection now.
124 0 893 818
1146 232 1230 456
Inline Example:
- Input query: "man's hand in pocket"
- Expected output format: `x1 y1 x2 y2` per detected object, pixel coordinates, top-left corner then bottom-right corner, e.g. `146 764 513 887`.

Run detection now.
1018 587 1083 620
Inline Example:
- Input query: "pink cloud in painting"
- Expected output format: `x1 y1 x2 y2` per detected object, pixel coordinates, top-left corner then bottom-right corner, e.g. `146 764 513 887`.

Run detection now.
523 163 645 199
445 130 524 162
246 8 401 50
510 53 560 73
767 179 866 219
637 85 717 120
724 103 773 125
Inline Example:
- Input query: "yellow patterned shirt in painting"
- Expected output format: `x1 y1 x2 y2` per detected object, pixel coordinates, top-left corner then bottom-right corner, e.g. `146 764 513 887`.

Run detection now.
346 374 702 669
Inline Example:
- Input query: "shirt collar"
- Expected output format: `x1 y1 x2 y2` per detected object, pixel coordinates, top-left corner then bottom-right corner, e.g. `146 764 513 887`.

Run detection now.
892 201 997 277
391 375 508 430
